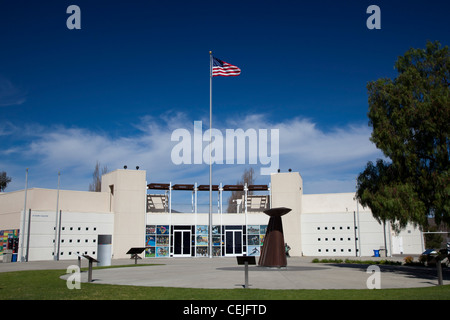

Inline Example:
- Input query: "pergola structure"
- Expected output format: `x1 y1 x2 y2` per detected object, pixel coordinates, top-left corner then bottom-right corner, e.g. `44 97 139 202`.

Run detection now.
146 183 270 214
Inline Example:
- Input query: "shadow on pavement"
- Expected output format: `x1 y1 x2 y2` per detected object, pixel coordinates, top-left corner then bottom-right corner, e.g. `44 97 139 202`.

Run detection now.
326 263 450 281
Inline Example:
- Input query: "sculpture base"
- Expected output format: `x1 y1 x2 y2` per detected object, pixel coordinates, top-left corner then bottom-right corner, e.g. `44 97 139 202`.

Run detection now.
257 266 287 270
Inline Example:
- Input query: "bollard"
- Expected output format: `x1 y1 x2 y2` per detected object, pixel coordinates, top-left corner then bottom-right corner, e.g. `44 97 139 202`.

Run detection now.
436 260 443 286
244 260 249 288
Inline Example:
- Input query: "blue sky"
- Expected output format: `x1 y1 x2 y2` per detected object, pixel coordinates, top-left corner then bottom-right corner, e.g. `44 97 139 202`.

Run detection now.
1 1 449 204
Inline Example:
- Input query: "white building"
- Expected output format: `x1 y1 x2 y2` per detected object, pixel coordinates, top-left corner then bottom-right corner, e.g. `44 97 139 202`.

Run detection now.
0 169 424 262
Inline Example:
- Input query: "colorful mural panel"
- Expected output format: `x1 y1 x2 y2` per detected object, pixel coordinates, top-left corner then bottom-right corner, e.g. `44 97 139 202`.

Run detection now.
145 225 171 258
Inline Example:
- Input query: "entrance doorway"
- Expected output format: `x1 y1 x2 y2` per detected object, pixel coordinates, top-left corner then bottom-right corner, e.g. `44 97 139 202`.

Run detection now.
225 230 243 256
174 230 191 257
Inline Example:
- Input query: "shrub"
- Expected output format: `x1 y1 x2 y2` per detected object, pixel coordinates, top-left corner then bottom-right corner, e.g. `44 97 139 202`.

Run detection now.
419 255 428 264
404 256 414 265
312 258 401 265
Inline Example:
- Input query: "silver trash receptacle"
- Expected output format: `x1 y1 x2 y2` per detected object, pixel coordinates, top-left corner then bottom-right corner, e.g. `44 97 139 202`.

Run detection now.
97 234 112 266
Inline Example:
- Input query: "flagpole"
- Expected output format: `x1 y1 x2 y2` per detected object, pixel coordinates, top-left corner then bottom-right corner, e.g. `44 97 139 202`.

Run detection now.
20 168 28 262
209 51 213 258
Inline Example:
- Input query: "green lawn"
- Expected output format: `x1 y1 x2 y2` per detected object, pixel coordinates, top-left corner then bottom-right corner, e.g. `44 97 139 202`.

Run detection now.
0 266 448 300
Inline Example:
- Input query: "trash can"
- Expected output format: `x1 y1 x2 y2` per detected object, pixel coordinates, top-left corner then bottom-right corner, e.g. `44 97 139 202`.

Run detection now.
97 234 112 266
11 253 17 262
373 250 380 257
2 249 12 263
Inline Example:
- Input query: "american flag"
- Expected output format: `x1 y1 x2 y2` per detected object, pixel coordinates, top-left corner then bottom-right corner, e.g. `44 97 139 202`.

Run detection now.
212 57 241 77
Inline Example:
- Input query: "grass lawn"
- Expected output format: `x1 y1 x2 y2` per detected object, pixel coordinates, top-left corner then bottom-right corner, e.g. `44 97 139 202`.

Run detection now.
0 265 448 300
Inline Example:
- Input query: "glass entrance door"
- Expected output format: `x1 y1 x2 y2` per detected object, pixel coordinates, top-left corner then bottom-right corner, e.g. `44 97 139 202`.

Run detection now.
225 230 242 256
174 230 191 257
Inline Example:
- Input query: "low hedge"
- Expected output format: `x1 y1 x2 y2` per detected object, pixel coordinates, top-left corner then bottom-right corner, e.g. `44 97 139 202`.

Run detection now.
311 258 401 265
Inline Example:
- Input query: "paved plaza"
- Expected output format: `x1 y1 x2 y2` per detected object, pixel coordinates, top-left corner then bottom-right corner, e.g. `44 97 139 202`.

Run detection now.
1 256 449 290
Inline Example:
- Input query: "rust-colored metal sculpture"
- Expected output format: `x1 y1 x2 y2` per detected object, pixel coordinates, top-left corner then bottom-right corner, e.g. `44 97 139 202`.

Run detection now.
258 207 291 268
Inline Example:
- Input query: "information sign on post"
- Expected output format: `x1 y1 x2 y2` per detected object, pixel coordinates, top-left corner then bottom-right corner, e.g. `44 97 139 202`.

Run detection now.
236 256 256 288
82 254 99 282
126 247 146 264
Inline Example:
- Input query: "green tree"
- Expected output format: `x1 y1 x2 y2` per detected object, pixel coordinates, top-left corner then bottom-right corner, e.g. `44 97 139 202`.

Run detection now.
424 226 444 249
0 171 12 192
356 41 450 230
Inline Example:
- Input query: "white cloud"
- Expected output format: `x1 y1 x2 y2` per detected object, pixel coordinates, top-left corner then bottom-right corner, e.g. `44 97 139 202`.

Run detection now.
223 114 380 167
0 77 27 107
2 112 382 194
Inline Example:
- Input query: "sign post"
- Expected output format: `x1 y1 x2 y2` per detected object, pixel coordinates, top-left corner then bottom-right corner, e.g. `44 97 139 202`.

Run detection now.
236 256 256 288
82 254 99 282
126 247 146 264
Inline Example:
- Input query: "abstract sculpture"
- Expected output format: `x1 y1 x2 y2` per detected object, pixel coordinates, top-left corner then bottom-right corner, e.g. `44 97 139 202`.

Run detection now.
258 207 291 268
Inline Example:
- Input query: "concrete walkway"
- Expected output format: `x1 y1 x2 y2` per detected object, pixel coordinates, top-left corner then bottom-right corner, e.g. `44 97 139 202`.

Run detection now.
79 257 449 289
3 256 447 290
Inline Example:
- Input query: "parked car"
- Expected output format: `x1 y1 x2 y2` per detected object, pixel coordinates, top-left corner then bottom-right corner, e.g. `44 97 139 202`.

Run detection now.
420 248 449 267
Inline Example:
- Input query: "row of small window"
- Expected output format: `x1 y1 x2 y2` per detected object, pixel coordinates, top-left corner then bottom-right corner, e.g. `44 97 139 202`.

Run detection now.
318 248 358 253
53 226 97 231
317 226 355 231
317 237 357 241
52 238 97 244
53 251 96 256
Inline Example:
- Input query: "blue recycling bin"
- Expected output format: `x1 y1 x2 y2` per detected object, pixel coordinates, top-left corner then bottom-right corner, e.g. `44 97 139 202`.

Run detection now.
11 253 17 262
373 250 380 257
